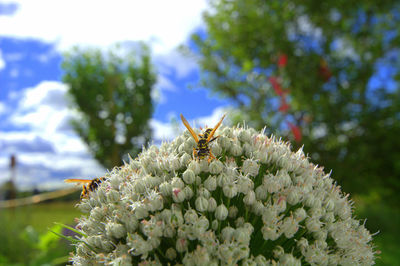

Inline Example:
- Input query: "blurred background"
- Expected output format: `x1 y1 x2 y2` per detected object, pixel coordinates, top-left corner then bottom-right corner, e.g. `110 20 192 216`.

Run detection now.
0 0 399 265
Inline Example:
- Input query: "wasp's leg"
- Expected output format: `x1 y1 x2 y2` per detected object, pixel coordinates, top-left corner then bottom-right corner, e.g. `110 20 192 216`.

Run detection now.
207 151 216 163
209 135 220 143
193 148 198 160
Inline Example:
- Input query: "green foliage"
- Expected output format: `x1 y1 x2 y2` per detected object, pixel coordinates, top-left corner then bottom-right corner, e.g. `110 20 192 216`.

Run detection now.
62 43 156 169
354 194 400 266
190 0 400 205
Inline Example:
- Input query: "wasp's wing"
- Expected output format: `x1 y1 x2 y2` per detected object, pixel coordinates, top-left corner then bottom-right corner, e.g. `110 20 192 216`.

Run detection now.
207 113 226 142
64 178 93 184
180 114 199 143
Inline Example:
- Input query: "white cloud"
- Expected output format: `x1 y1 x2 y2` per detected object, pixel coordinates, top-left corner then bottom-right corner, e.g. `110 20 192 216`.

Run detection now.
155 49 199 79
0 0 207 55
0 50 5 71
150 118 178 141
0 81 104 189
18 81 69 110
10 81 75 147
0 77 227 189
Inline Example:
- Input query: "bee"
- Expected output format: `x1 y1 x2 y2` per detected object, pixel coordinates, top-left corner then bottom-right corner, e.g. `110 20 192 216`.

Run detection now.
180 113 226 162
64 177 106 199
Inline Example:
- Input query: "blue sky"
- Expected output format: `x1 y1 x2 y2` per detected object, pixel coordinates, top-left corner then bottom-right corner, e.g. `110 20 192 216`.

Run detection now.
1 1 396 191
0 0 231 190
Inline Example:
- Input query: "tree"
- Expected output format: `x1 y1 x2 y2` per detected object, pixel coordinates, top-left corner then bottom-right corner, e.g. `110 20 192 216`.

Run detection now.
62 44 156 169
191 0 400 204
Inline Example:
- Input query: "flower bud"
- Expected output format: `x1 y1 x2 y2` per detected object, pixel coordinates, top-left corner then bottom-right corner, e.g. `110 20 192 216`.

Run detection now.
199 160 209 172
197 187 211 198
243 190 256 205
184 209 198 224
172 188 185 203
123 215 138 233
297 237 309 254
171 177 184 189
208 197 217 212
261 225 280 241
106 190 120 203
169 156 180 171
255 185 268 201
273 246 284 259
106 222 126 239
235 217 245 227
287 187 301 205
211 142 222 156
133 204 148 220
195 196 209 212
223 183 238 198
176 238 188 253
163 225 175 238
166 248 177 260
243 143 253 157
90 207 105 220
195 175 202 185
170 209 184 227
228 205 238 218
254 255 268 265
219 135 231 149
279 253 301 266
324 198 335 212
159 182 172 197
252 201 264 216
237 176 254 194
193 216 209 236
160 209 172 222
209 160 224 174
221 226 235 242
217 173 232 187
188 160 201 175
313 230 327 241
230 143 242 156
215 204 228 221
180 153 192 166
294 207 307 222
305 217 322 232
242 159 260 177
211 220 218 231
204 176 217 191
322 212 335 223
183 186 194 200
182 169 196 184
234 227 251 244
281 216 298 238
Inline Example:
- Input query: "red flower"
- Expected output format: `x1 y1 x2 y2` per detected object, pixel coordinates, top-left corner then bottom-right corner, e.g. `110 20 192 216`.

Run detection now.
287 122 302 142
278 96 290 113
319 59 332 82
269 76 284 96
278 54 288 68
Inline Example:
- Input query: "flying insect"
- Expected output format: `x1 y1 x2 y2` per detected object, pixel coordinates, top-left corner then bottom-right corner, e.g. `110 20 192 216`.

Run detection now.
180 113 226 162
64 177 106 199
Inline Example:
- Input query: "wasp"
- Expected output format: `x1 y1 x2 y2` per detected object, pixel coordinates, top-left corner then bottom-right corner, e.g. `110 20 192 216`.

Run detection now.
180 113 226 162
64 177 106 199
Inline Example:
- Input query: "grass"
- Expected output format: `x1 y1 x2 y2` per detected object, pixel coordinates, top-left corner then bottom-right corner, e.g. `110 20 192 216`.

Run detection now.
1 200 82 233
0 200 81 265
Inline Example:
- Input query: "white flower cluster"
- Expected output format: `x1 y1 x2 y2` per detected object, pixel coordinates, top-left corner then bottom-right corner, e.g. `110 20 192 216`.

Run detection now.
71 125 376 265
